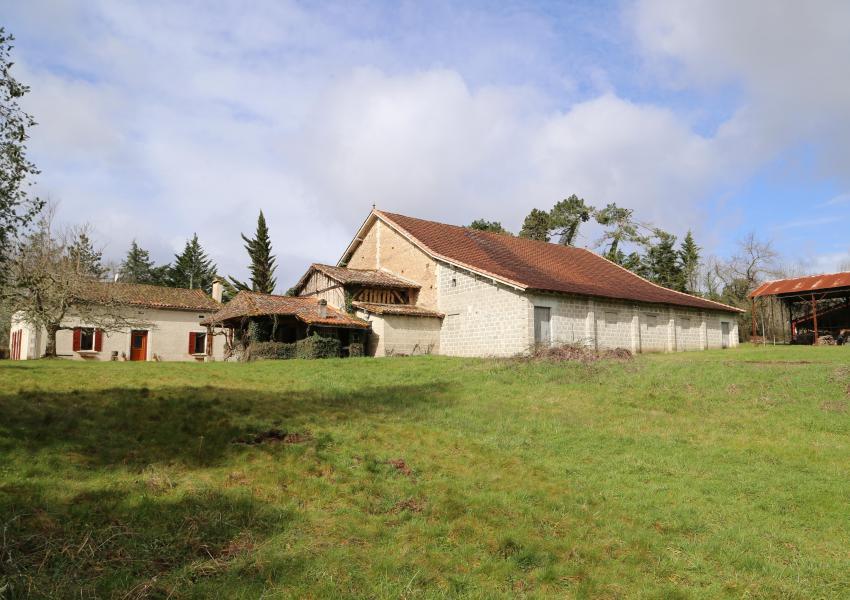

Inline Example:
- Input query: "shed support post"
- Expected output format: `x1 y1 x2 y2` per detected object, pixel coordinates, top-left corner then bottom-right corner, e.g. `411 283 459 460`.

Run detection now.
811 294 818 345
751 298 757 341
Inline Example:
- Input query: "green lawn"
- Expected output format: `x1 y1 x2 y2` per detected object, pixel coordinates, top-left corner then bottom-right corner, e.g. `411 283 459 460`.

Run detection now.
1 346 849 598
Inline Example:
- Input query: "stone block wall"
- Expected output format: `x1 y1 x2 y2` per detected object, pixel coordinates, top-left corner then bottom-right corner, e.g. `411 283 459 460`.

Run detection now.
438 265 532 356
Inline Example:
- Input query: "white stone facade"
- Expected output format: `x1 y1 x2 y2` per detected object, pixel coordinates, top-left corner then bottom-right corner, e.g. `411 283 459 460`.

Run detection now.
357 311 441 356
10 307 224 362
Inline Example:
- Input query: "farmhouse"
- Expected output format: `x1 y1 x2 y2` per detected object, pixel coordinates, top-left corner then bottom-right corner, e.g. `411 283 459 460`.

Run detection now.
10 281 224 361
294 209 742 357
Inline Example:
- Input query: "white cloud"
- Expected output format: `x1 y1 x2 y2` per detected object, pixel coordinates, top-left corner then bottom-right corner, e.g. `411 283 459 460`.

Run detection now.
634 0 850 179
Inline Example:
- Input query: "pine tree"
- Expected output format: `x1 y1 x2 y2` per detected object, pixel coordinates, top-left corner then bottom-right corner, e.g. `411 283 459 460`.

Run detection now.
594 203 647 261
67 231 105 279
229 211 277 294
168 233 217 293
468 219 511 235
519 208 551 241
642 230 684 291
118 240 168 284
549 194 594 246
679 231 701 294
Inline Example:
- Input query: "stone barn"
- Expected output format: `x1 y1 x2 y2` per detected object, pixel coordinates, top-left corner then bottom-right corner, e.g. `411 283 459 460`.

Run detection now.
294 209 742 357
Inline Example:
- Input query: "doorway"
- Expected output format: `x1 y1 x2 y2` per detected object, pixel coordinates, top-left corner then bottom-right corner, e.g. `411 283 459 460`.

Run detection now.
721 322 730 349
130 330 148 361
534 306 551 346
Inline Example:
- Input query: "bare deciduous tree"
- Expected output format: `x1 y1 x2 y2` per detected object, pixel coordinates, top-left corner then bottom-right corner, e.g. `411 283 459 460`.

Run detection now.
3 207 148 357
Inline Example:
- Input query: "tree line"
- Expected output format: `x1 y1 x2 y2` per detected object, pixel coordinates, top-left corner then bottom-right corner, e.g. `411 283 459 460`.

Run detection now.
470 195 703 295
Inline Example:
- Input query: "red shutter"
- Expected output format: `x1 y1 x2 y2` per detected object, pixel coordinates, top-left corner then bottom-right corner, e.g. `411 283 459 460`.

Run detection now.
188 332 196 354
72 327 81 352
95 329 103 352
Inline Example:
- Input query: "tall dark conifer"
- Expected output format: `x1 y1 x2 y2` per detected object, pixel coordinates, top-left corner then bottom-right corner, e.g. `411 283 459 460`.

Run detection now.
229 211 277 294
168 234 217 293
119 240 169 284
67 231 105 279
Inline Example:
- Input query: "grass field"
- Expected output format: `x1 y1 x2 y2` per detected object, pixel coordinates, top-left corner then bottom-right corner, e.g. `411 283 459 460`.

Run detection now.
1 345 849 598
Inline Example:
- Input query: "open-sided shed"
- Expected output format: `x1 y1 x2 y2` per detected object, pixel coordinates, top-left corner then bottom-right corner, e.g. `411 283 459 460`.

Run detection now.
749 272 850 344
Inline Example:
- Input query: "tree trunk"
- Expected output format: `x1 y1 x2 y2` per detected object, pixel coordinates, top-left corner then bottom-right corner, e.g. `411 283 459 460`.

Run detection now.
44 325 60 358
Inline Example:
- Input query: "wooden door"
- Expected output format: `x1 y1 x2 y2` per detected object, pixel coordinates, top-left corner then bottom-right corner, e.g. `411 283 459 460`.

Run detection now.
130 330 148 361
721 322 730 349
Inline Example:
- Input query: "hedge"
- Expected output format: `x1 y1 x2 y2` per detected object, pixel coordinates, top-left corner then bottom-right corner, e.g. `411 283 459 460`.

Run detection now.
250 334 341 360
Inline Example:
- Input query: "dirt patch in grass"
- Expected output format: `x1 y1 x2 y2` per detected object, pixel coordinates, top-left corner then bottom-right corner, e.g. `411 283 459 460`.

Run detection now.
233 429 312 445
387 458 413 476
735 360 820 366
820 400 847 413
391 498 425 514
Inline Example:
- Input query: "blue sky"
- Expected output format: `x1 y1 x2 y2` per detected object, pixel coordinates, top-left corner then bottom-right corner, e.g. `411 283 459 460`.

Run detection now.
6 0 850 288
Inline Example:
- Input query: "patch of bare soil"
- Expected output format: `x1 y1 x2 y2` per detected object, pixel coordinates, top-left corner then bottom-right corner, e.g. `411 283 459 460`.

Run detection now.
391 498 425 514
233 429 312 445
821 400 848 413
530 344 633 363
387 458 413 476
737 360 819 366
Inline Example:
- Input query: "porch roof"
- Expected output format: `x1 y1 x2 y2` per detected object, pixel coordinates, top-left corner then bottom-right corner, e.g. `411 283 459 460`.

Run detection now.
203 291 369 329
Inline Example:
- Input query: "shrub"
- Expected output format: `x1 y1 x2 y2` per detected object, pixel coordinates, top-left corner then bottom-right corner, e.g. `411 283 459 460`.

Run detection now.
348 342 364 357
249 334 341 361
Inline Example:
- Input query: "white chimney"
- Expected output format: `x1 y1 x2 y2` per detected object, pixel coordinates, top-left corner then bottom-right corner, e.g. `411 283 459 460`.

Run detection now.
318 298 328 319
212 279 223 303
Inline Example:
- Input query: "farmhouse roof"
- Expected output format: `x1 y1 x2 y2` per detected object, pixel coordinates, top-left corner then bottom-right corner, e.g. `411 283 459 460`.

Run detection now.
352 301 444 318
204 291 369 329
79 281 220 312
749 271 850 299
293 263 420 292
342 210 741 313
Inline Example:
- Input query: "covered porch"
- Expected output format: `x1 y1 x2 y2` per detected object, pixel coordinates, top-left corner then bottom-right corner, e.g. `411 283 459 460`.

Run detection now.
203 291 370 359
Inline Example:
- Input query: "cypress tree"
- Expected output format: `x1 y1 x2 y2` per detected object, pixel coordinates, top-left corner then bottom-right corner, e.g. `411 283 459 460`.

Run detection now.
642 230 685 291
229 211 277 294
679 231 701 294
168 233 217 293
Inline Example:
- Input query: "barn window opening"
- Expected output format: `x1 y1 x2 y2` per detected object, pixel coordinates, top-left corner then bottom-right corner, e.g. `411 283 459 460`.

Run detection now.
79 327 95 351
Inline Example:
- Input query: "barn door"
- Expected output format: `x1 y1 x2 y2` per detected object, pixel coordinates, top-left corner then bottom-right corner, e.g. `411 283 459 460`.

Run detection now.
534 307 551 346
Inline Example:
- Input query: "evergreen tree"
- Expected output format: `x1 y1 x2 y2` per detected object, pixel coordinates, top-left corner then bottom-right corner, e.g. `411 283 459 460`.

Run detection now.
594 203 647 262
118 240 168 284
67 231 105 279
168 233 217 293
468 219 511 235
549 194 594 246
229 211 277 294
519 208 551 241
642 230 685 291
679 231 701 294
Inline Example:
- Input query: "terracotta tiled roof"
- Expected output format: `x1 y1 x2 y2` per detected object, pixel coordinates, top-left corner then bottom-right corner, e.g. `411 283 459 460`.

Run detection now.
80 281 220 312
750 272 850 298
352 301 444 318
294 263 420 292
372 211 741 313
204 291 369 329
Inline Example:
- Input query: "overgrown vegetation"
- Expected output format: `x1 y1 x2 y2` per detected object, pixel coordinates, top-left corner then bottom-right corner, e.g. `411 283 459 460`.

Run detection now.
249 334 341 360
2 347 850 597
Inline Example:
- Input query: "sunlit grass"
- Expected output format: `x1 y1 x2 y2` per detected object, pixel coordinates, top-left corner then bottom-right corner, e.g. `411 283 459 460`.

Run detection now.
2 345 849 598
